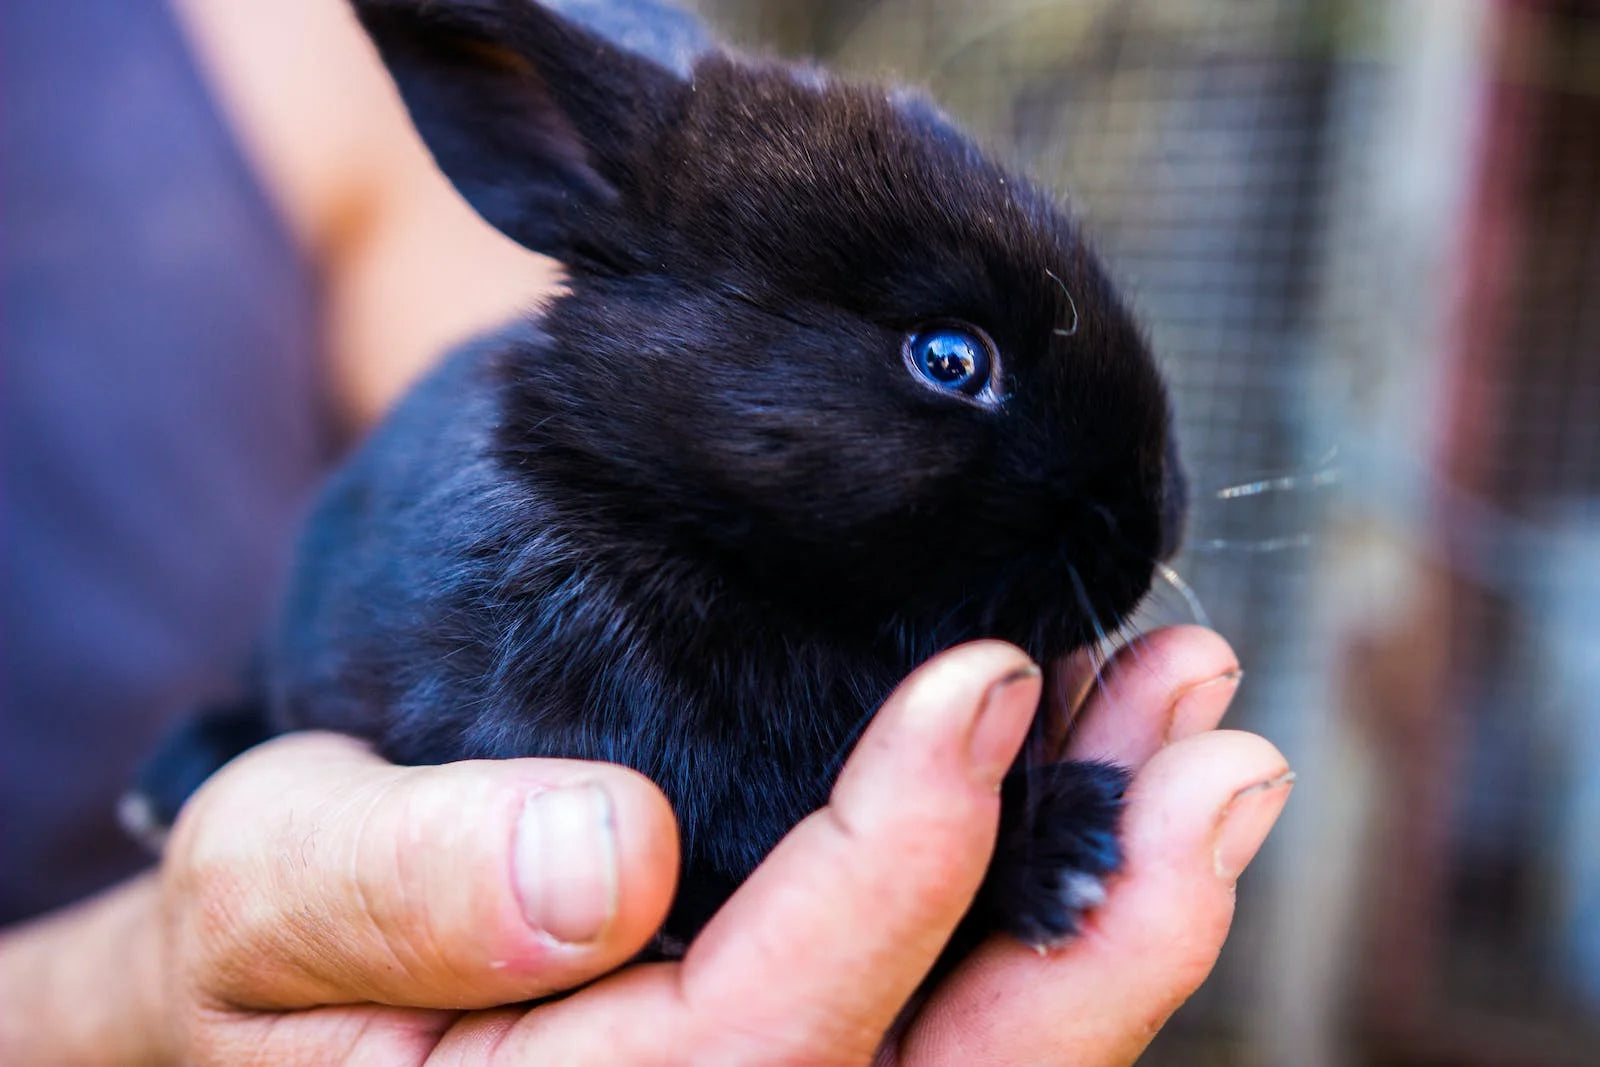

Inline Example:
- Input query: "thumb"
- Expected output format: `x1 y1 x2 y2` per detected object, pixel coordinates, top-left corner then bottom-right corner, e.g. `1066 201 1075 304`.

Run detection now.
166 733 678 1011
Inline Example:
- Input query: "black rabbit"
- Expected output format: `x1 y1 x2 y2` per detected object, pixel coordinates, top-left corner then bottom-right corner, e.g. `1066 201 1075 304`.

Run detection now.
131 0 1187 957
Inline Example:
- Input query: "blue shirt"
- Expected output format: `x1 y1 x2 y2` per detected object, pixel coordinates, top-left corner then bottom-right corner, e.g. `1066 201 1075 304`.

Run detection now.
2 0 333 921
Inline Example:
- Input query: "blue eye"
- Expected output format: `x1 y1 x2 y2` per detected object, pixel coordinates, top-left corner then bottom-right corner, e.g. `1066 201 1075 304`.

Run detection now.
907 325 995 396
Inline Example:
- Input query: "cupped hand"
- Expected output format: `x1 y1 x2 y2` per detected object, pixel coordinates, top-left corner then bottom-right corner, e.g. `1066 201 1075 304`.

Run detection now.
897 627 1291 1065
5 627 1287 1065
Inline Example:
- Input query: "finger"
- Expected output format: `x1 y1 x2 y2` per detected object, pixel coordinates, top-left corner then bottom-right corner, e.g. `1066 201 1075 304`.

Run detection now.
474 641 1045 1064
1065 625 1241 767
678 641 1040 1060
189 1003 457 1067
166 732 678 1011
903 730 1292 1066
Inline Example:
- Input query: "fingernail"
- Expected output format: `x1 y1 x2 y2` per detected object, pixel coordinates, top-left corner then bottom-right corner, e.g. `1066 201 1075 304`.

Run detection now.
514 783 618 944
1212 769 1294 882
969 662 1042 786
1166 668 1244 743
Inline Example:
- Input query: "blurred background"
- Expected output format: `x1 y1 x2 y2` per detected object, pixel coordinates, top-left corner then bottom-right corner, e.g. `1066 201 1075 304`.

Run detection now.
691 0 1599 1062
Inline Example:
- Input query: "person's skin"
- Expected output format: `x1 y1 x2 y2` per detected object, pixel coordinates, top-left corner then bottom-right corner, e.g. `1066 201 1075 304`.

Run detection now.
0 626 1290 1064
168 0 560 433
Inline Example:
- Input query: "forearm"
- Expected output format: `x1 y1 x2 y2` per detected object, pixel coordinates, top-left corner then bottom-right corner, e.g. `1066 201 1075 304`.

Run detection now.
0 874 171 1066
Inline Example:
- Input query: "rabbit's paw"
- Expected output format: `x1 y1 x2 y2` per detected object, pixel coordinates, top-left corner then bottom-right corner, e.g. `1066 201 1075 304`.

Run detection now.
978 760 1130 949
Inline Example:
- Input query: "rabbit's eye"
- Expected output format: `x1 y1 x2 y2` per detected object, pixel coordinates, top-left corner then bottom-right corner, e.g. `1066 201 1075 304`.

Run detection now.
906 325 995 397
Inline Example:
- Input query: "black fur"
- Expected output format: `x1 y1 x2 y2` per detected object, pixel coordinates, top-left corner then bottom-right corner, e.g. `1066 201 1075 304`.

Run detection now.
139 0 1184 954
121 700 275 849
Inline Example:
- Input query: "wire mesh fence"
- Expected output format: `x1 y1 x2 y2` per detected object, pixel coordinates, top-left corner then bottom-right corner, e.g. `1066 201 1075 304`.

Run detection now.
693 1 1600 1062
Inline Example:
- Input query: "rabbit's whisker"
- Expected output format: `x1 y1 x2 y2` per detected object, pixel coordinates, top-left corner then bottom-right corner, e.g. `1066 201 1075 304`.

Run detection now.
1211 446 1340 499
1067 563 1115 713
1155 562 1212 629
1112 616 1182 697
1044 269 1080 337
1188 533 1313 554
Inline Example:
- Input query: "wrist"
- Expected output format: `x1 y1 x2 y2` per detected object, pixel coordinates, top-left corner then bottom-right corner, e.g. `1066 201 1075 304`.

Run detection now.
0 874 172 1065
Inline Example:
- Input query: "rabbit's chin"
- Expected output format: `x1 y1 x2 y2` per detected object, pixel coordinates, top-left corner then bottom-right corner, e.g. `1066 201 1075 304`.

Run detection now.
898 595 1143 667
844 546 1154 667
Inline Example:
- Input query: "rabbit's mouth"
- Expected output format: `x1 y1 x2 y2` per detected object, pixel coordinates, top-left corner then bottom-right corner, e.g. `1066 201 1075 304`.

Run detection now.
1032 655 1100 761
876 537 1156 670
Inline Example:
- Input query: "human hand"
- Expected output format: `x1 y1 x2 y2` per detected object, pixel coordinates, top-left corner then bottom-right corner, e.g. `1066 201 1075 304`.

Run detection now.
436 626 1288 1065
894 626 1290 1064
0 625 1286 1065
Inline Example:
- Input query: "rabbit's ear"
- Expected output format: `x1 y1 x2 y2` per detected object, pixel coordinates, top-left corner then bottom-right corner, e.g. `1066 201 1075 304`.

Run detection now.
353 0 686 258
